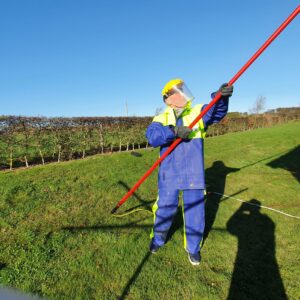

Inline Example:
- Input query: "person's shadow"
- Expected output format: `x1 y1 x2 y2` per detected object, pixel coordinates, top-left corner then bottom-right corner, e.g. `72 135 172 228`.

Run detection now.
202 161 240 245
226 199 287 300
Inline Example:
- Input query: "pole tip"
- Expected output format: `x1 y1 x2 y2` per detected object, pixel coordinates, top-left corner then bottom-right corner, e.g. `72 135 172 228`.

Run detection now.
111 206 118 214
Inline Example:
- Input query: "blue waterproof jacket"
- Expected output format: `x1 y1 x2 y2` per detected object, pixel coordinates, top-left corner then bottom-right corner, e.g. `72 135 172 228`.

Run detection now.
146 94 229 190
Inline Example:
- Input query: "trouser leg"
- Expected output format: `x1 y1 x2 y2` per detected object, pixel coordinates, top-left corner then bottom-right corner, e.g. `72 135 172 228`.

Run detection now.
151 188 179 247
182 189 205 254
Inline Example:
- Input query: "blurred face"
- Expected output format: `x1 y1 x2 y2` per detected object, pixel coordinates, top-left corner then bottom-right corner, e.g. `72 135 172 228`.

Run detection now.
165 92 187 108
164 82 194 108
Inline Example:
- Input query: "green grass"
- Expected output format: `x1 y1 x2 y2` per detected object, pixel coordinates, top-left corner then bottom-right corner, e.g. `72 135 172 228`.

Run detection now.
0 121 299 299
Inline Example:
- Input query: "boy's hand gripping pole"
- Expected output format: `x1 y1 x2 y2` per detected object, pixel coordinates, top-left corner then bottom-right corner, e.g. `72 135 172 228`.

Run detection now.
111 5 300 214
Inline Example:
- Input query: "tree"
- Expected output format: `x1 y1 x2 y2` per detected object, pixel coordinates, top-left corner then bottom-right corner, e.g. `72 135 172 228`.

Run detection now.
249 96 266 115
0 117 18 170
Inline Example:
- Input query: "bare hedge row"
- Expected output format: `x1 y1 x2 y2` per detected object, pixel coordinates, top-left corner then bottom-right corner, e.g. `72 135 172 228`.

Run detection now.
0 113 299 170
207 113 300 136
0 116 151 170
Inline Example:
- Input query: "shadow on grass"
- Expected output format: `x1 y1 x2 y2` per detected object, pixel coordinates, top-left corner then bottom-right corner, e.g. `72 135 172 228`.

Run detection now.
130 151 143 157
60 177 156 300
118 181 155 210
60 219 153 300
62 219 152 233
118 251 151 300
203 161 241 246
226 199 287 299
60 172 247 299
61 205 196 299
239 149 292 170
0 263 6 270
267 145 300 183
58 217 153 299
115 161 246 297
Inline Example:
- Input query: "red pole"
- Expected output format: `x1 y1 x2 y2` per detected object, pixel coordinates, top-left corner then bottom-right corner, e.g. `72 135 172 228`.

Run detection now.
111 5 300 214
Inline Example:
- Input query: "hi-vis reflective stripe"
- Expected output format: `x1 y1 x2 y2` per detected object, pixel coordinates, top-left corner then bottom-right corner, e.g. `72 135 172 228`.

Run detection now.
150 193 160 238
182 198 187 250
153 103 206 139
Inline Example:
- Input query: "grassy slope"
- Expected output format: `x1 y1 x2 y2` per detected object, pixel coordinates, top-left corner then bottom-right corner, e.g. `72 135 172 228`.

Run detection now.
0 121 299 299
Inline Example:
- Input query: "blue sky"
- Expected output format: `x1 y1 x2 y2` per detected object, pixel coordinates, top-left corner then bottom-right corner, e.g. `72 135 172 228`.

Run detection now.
0 0 299 117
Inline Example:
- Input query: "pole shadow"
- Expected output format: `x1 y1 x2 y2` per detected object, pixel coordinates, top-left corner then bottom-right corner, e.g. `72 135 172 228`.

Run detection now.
118 251 151 299
267 145 300 183
203 161 240 245
118 180 155 210
58 219 153 300
239 149 291 170
226 199 287 300
65 176 223 298
60 204 200 299
61 221 152 233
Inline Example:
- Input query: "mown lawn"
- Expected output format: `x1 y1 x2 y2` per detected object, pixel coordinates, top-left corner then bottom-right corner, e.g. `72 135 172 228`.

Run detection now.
0 121 299 299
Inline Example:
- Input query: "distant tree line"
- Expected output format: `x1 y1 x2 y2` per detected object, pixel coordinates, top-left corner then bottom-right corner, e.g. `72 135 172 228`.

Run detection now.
0 116 150 170
207 107 300 136
0 108 299 170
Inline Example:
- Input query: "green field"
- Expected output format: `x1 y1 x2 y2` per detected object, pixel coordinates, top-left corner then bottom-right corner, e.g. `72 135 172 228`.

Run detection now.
0 121 299 299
